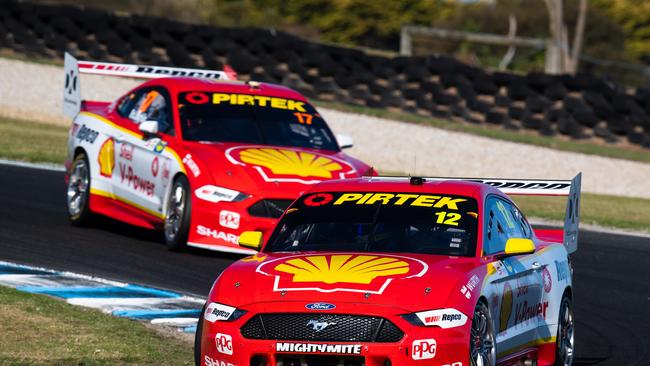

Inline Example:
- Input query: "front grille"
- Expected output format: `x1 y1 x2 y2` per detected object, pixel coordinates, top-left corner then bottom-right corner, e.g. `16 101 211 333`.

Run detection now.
248 199 293 218
276 355 364 366
241 313 404 343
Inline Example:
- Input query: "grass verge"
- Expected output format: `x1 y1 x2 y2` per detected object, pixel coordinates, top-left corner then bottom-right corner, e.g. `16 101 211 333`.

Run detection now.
1 116 648 232
514 193 650 232
315 100 650 164
0 116 68 164
0 285 193 366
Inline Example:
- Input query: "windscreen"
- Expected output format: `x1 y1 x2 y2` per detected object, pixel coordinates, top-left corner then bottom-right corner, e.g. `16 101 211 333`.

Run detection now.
266 192 479 256
178 92 339 150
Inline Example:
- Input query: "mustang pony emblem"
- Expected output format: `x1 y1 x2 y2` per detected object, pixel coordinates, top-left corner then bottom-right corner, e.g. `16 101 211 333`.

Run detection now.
307 319 336 332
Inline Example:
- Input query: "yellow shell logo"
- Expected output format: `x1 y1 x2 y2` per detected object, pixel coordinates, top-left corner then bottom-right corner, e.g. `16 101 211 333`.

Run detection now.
98 138 115 177
239 148 342 179
499 282 513 333
274 255 409 285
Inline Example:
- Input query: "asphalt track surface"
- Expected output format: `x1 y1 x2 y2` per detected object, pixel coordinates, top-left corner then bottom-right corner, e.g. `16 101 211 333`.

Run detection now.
1 164 649 365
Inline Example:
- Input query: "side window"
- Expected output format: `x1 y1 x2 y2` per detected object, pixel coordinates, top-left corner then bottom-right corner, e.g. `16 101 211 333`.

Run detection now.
117 92 139 118
484 196 526 255
128 89 174 135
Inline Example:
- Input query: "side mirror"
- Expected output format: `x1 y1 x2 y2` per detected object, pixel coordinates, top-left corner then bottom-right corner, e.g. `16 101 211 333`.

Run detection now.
503 238 536 256
239 231 263 250
336 134 354 149
139 120 159 135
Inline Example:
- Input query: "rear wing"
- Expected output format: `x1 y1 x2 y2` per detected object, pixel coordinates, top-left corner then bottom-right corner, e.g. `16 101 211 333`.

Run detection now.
62 52 237 118
377 174 582 253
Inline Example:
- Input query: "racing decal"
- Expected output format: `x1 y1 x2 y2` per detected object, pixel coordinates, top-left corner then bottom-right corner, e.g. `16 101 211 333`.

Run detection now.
460 274 480 299
151 156 159 177
275 342 362 354
118 163 155 196
555 260 570 283
204 356 236 366
161 158 171 188
97 138 115 177
514 301 549 327
182 154 201 177
119 142 134 161
412 339 437 360
196 225 239 245
225 146 356 184
499 282 513 333
331 193 467 209
76 124 99 144
305 303 336 311
215 333 233 355
415 308 468 329
303 193 334 206
219 210 240 230
204 302 235 323
185 92 307 112
542 267 552 293
257 254 428 294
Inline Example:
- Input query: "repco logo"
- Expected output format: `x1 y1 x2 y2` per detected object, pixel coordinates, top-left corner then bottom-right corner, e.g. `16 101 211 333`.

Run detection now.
412 339 436 360
442 313 462 322
215 333 233 355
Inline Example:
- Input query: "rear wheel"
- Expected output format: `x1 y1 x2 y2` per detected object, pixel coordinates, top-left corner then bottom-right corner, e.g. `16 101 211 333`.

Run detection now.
194 303 205 366
67 152 93 225
470 301 496 366
554 294 575 366
164 175 191 251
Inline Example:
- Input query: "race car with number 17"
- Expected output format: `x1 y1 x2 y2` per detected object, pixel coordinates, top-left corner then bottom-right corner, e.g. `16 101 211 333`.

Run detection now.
62 52 373 253
196 174 580 366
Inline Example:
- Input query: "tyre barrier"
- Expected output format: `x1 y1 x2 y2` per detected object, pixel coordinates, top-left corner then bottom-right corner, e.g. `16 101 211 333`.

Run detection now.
2 0 650 148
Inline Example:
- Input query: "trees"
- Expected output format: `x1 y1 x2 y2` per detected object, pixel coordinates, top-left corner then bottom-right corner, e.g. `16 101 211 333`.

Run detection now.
544 0 587 74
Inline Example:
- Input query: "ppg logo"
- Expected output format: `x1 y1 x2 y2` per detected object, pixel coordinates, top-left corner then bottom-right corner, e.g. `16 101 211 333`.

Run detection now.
215 333 233 355
412 338 436 360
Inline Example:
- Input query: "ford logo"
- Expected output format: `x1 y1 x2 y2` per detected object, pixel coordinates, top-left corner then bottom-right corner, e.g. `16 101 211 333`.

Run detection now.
305 302 336 310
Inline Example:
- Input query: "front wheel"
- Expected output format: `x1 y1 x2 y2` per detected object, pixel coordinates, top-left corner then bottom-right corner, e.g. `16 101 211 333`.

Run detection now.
470 301 497 366
164 175 191 251
67 153 93 225
554 294 575 366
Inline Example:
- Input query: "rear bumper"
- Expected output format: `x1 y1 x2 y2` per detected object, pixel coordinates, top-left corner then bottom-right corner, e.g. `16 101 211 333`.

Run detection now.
199 303 470 366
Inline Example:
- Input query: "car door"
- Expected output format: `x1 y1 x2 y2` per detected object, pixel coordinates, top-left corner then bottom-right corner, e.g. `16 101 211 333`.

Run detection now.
112 87 174 217
484 196 543 355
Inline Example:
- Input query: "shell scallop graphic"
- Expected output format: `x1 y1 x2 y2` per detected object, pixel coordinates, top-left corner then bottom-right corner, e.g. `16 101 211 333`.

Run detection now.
259 254 428 294
98 138 115 177
238 148 343 179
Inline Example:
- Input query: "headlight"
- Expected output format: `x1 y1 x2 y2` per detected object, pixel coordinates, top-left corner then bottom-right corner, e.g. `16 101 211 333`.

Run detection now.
204 302 247 323
195 185 249 203
401 308 468 329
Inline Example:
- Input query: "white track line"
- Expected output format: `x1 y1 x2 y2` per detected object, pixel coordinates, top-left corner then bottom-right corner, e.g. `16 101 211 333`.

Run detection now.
0 158 65 172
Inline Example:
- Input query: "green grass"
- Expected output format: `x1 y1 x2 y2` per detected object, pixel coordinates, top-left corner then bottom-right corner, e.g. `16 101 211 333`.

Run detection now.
315 100 650 164
514 193 650 232
0 116 68 164
0 285 193 366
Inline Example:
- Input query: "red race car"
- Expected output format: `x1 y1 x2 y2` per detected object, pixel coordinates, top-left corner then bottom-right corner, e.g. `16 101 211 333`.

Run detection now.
196 174 581 366
62 53 372 253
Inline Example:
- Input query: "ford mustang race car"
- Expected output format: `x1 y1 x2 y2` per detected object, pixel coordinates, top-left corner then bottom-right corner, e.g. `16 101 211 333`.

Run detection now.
62 53 372 253
195 174 581 366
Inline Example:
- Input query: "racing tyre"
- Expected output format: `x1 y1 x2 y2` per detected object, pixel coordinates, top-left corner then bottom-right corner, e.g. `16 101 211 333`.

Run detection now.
470 301 496 366
554 294 575 366
67 152 93 226
194 303 206 366
164 175 191 251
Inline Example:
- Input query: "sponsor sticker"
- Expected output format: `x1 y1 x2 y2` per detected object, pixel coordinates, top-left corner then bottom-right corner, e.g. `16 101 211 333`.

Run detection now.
219 210 241 230
275 342 362 354
197 225 239 245
204 356 236 366
97 138 115 178
555 260 570 283
183 154 201 177
542 267 552 293
305 303 336 311
412 339 437 360
514 301 549 326
119 142 134 161
460 274 480 299
415 308 468 329
215 333 233 355
204 302 235 323
151 156 159 177
76 124 99 144
118 163 155 196
185 92 307 112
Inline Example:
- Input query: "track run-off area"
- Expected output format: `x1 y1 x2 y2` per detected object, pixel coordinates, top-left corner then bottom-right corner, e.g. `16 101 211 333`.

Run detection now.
0 163 649 365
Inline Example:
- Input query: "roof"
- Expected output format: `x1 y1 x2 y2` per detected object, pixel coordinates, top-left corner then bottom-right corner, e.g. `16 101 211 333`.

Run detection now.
310 177 506 200
139 77 309 101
